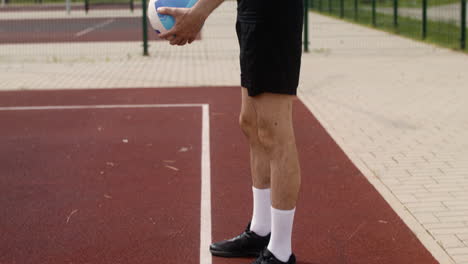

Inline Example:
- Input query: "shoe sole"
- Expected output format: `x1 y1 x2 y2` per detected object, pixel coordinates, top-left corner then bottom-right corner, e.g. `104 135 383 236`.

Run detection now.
209 249 260 258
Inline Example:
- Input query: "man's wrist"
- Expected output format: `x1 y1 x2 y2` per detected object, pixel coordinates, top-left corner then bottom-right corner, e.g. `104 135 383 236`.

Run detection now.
192 0 224 20
191 7 208 21
192 4 212 20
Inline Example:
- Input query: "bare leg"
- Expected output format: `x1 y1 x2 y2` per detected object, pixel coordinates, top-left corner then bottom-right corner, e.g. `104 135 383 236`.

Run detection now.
251 92 301 263
209 90 300 260
251 93 301 210
239 87 271 188
239 87 272 236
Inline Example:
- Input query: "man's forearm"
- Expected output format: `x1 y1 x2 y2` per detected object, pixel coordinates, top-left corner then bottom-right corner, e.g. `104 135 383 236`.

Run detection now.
192 0 225 20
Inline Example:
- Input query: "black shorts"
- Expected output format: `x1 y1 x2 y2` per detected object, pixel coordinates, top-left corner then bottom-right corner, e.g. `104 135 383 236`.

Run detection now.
236 1 303 97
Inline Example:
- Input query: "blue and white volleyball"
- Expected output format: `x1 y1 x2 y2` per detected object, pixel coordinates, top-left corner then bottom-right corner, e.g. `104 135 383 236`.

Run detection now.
147 0 198 34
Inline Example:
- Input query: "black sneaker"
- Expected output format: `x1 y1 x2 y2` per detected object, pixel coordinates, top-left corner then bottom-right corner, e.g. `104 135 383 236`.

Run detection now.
251 249 296 264
209 223 270 258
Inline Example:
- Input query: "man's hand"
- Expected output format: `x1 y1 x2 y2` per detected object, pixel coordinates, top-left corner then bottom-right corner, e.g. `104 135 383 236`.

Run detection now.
157 7 207 46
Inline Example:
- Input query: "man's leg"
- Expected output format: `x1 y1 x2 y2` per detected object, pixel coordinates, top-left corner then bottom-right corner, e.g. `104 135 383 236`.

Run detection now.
239 87 271 189
251 92 301 263
208 88 273 258
239 87 272 236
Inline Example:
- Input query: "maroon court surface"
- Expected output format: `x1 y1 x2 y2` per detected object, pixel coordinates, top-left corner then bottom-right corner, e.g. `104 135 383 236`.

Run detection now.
0 17 168 44
0 87 439 264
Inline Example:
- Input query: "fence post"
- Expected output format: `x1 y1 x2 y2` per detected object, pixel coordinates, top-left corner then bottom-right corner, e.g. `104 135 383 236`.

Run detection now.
304 0 310 52
142 0 149 56
354 0 358 20
462 0 466 49
66 0 71 14
319 0 322 12
340 0 344 17
85 0 89 13
130 0 134 12
329 0 332 13
372 0 376 26
422 0 427 39
393 0 398 28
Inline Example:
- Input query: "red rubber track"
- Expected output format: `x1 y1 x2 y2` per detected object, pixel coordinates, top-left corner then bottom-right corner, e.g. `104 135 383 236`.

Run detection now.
0 87 438 264
0 106 202 263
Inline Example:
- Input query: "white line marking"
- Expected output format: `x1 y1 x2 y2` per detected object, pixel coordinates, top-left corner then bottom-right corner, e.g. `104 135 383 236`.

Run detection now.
74 18 115 37
0 104 205 111
0 103 213 264
200 104 212 264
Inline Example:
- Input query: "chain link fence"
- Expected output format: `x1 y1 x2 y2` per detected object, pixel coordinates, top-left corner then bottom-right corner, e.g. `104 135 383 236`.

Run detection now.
0 0 309 63
2 0 464 62
0 0 154 63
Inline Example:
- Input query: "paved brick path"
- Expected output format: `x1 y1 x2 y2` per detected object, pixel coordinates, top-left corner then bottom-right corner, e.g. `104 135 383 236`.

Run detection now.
1 2 468 263
300 12 468 264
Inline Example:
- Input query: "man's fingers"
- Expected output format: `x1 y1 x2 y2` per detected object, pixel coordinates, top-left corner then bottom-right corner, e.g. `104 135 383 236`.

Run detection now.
177 39 188 46
170 36 182 45
155 7 195 45
167 35 177 42
157 7 188 17
156 7 175 16
158 29 176 39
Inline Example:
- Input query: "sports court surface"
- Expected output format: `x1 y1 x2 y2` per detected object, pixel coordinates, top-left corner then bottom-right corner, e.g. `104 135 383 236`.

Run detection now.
0 17 162 43
2 0 468 263
0 87 437 263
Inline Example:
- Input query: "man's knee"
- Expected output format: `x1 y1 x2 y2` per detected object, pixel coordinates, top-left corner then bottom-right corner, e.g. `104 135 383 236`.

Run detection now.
239 112 256 139
257 119 281 153
257 117 295 155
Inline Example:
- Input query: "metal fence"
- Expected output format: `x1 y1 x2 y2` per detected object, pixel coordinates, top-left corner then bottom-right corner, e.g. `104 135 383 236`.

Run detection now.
0 0 310 60
307 0 467 50
3 0 463 60
1 0 136 12
0 0 153 63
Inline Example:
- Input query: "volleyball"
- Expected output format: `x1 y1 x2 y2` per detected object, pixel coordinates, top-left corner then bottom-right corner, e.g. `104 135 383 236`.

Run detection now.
147 0 198 34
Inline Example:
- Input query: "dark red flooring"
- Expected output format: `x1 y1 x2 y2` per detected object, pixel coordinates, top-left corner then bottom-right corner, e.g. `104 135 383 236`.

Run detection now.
0 87 439 264
0 17 167 44
0 105 202 264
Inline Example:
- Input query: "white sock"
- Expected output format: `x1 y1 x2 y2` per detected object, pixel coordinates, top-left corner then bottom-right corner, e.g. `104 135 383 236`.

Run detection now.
267 207 296 263
250 187 271 237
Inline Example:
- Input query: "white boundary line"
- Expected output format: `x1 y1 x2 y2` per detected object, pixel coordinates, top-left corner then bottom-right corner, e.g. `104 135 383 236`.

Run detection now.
200 104 212 264
0 104 205 111
75 18 115 37
0 104 212 264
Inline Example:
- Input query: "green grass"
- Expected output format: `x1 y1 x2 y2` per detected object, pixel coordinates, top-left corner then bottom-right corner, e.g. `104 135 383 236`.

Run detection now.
377 0 460 8
310 0 467 52
312 0 461 9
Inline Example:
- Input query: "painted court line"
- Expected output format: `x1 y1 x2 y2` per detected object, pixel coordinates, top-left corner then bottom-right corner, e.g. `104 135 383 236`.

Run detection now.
0 103 212 264
75 18 115 37
200 104 212 264
0 104 205 111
